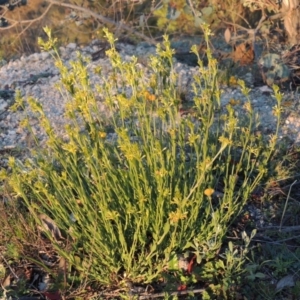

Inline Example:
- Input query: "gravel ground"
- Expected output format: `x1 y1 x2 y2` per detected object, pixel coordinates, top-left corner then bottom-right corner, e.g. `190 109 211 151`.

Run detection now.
0 38 299 159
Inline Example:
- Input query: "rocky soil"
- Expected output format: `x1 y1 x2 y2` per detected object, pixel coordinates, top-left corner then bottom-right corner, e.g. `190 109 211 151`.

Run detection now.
1 37 300 156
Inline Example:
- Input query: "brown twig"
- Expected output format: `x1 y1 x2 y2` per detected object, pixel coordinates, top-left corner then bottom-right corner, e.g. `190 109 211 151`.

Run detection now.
0 0 158 46
0 2 53 31
257 225 300 232
98 288 205 299
0 252 19 280
137 288 205 299
47 0 158 45
220 5 291 45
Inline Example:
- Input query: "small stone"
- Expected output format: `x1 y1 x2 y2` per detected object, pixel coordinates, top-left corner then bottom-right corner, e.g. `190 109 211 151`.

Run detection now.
8 130 16 136
27 53 40 62
66 43 77 50
0 102 8 111
40 52 50 60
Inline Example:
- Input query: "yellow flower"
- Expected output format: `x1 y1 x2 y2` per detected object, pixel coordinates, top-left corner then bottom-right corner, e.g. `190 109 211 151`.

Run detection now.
229 76 238 86
62 141 77 155
169 210 187 223
0 169 7 181
8 157 16 168
272 106 282 117
105 210 120 220
99 131 107 138
229 98 240 106
155 168 167 178
218 136 231 146
168 129 176 138
204 188 215 197
243 102 252 113
148 94 156 101
143 90 156 101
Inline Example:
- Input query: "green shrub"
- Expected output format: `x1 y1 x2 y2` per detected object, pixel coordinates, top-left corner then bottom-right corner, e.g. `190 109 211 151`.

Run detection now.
7 25 282 292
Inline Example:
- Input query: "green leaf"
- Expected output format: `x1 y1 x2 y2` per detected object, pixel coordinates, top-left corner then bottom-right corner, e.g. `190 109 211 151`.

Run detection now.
228 241 233 253
250 229 257 240
216 259 225 269
157 222 170 245
255 272 266 279
201 6 213 16
168 252 179 271
194 16 204 27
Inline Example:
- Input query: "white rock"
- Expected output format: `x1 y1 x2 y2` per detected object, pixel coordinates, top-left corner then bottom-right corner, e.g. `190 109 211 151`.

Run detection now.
66 43 77 50
40 52 50 60
0 102 8 111
27 53 40 62
8 130 16 136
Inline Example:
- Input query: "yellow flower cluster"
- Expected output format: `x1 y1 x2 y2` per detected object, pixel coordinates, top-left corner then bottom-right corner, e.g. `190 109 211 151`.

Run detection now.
169 209 187 223
143 90 156 102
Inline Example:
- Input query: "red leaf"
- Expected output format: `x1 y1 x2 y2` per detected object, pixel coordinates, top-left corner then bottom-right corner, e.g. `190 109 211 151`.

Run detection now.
187 254 196 274
42 291 62 300
177 284 187 291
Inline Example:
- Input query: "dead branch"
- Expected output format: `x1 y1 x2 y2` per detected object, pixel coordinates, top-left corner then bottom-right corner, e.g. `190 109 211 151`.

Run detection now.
0 0 158 46
257 225 300 232
0 2 53 30
220 8 288 42
99 288 205 299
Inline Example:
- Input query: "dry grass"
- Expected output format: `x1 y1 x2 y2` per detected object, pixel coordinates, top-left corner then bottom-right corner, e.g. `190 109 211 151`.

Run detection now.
0 0 151 60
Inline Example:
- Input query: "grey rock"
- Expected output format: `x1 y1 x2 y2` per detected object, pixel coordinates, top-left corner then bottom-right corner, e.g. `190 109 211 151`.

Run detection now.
259 53 291 86
0 101 8 111
66 43 77 50
40 52 50 60
0 37 299 152
27 53 40 62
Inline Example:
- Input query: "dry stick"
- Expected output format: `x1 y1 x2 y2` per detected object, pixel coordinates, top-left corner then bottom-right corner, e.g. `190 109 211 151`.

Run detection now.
47 0 158 46
279 179 297 231
220 9 292 61
0 252 19 280
0 5 9 18
252 234 300 244
220 7 289 45
0 2 53 32
15 7 28 53
0 0 289 44
221 15 265 39
267 182 300 205
99 288 205 299
137 288 205 299
257 225 300 233
0 0 158 46
221 5 253 31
